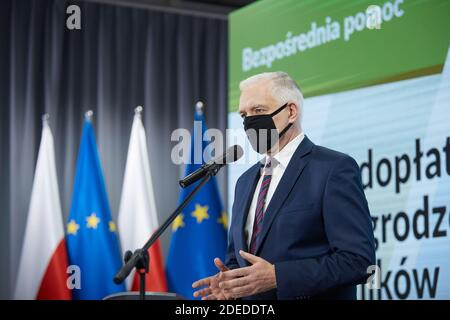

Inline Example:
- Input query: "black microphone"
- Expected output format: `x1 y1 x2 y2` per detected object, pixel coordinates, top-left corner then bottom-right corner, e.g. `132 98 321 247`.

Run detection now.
179 145 243 188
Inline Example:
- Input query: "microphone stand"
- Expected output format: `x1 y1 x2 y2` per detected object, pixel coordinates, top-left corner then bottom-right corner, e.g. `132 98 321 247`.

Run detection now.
113 170 214 300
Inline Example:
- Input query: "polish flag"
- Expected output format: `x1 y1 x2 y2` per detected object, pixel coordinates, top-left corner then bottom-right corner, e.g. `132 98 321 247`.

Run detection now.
118 108 168 292
14 119 71 300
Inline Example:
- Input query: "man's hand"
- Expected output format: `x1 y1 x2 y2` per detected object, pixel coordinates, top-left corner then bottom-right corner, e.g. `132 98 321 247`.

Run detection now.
219 250 277 299
192 258 230 300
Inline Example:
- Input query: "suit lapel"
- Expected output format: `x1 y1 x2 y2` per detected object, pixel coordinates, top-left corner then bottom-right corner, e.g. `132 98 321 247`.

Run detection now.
254 136 315 255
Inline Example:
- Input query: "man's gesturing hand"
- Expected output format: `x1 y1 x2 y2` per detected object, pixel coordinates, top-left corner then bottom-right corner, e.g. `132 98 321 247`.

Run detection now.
192 258 230 300
219 250 277 299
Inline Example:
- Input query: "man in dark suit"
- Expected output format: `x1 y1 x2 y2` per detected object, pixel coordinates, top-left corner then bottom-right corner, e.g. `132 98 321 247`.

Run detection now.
193 72 375 300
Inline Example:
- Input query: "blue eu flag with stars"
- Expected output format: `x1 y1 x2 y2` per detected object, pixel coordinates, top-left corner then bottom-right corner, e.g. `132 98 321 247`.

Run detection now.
166 109 228 299
66 119 125 299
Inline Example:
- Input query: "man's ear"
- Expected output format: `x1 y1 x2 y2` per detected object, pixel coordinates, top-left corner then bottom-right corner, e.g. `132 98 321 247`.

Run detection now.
288 102 299 123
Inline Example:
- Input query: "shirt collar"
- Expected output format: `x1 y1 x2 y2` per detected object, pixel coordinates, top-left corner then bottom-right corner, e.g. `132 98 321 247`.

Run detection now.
271 132 305 169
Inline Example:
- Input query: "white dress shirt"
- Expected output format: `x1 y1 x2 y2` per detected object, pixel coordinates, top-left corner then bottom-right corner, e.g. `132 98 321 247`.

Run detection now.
245 132 305 247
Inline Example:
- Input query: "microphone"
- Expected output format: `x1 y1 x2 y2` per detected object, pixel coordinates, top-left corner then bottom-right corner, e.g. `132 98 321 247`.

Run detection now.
179 145 243 188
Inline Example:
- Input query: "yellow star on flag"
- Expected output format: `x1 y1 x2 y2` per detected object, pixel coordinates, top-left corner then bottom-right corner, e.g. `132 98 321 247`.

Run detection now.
109 221 117 232
192 204 209 223
217 211 228 229
86 212 100 229
172 214 185 231
67 219 80 235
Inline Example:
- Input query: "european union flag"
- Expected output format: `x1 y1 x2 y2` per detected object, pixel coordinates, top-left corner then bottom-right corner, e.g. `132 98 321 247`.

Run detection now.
66 118 125 299
166 109 228 299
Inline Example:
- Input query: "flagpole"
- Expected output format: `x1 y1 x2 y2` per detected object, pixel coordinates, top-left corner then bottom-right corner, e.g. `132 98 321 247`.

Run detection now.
195 101 204 115
85 110 93 121
42 113 50 126
135 105 143 116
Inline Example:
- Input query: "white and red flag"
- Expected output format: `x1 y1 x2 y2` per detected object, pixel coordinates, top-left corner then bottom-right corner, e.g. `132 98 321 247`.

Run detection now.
118 108 168 292
14 118 71 300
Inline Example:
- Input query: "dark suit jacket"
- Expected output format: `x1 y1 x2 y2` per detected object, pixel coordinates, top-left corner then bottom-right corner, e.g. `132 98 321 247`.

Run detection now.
225 136 376 300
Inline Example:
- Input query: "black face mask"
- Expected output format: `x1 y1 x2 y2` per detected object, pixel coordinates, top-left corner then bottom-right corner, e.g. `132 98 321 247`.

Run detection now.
243 103 292 154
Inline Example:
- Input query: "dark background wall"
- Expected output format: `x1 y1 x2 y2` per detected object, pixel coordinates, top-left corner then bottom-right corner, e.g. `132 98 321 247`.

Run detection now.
0 0 229 299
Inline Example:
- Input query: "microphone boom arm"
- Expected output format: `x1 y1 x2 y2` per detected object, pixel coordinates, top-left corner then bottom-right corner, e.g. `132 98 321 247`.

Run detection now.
113 168 215 286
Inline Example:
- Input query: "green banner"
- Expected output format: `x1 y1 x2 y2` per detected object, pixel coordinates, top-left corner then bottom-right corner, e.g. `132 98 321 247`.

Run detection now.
229 0 450 112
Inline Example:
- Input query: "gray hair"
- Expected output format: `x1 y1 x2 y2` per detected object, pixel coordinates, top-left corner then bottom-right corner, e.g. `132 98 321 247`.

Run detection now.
239 71 304 121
